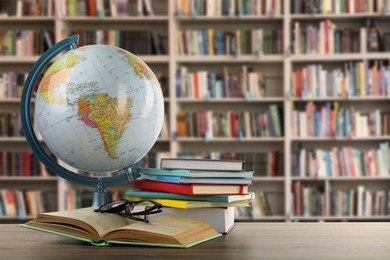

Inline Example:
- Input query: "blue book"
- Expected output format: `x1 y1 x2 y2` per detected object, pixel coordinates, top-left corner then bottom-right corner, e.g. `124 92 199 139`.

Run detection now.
138 173 253 185
126 190 254 203
343 148 351 177
325 151 332 177
132 167 254 178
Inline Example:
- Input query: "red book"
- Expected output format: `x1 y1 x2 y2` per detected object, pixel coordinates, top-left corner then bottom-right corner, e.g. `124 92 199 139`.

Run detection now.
132 180 249 195
230 112 237 137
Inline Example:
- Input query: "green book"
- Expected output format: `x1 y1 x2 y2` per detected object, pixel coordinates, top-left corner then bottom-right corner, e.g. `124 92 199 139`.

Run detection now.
126 190 254 203
21 207 221 248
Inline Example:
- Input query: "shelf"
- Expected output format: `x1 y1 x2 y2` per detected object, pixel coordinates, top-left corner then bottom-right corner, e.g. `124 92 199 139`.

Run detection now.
290 97 390 102
0 177 57 181
176 137 284 142
291 176 390 181
253 177 285 182
0 56 41 64
60 16 169 22
290 13 390 20
235 215 286 222
291 53 390 62
291 136 390 142
0 16 55 23
291 216 390 221
176 15 284 22
176 55 284 63
176 97 284 103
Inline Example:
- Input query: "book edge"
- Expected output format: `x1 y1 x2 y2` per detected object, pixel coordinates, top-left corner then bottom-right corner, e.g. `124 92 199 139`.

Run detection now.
20 223 222 248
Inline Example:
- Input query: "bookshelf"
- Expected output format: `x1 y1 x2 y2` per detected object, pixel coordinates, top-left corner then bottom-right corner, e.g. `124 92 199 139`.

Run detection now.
1 0 390 223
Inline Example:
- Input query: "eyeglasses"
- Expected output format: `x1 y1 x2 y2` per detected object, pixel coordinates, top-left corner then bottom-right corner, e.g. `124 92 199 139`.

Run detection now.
94 199 162 223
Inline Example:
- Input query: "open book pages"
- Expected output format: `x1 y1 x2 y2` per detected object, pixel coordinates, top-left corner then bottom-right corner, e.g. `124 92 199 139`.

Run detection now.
22 207 221 247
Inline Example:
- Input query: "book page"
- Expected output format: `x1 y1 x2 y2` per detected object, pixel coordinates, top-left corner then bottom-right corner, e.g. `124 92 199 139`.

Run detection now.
104 215 218 245
38 207 134 237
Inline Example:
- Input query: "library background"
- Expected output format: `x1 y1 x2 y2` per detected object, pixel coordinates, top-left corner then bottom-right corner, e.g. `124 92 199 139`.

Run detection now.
1 0 390 224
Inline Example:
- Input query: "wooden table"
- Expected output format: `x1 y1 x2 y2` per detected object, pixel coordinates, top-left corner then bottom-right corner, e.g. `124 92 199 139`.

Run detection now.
1 223 390 259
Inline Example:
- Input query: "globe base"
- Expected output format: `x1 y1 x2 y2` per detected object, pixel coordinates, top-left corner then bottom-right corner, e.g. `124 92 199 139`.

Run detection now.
92 178 109 210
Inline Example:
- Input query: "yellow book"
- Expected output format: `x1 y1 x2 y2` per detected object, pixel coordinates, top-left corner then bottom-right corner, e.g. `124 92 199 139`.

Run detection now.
208 29 214 55
127 197 250 209
21 207 221 248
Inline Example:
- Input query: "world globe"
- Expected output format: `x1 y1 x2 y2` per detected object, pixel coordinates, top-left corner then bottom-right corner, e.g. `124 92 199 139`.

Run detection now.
33 44 164 173
20 35 164 208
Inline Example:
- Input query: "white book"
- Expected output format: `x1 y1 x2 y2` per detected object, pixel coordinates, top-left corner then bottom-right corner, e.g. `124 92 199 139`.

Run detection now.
299 149 306 177
357 185 364 217
365 191 372 216
135 206 235 234
360 28 367 53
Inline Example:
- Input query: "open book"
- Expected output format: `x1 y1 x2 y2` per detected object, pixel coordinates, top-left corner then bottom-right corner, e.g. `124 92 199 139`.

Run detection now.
21 207 221 248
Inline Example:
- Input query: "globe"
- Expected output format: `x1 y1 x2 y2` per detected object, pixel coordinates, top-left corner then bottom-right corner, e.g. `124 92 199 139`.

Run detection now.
34 44 164 173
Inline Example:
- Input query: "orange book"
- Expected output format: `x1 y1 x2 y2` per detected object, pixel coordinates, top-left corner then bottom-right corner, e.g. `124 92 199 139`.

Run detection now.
87 0 97 16
193 72 199 98
176 112 187 137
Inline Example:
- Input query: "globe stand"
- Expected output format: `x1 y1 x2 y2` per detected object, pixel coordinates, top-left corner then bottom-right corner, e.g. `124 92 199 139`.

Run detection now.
20 35 139 210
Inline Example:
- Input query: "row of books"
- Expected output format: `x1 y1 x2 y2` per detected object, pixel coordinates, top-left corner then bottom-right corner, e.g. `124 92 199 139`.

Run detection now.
291 0 390 14
0 151 51 177
177 151 283 177
292 183 325 216
292 182 390 217
0 72 27 99
291 60 390 98
177 29 283 56
291 142 390 178
292 102 390 137
235 192 271 218
330 186 390 217
0 0 55 16
58 0 156 17
65 30 167 55
0 30 54 56
127 157 254 233
293 20 386 54
175 0 283 17
176 66 266 99
0 113 23 137
0 189 56 218
176 107 284 139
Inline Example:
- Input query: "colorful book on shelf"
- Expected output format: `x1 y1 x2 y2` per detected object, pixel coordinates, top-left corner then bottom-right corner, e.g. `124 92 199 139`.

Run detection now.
132 180 249 195
21 207 221 248
127 197 250 209
160 158 244 171
126 190 254 203
137 173 253 185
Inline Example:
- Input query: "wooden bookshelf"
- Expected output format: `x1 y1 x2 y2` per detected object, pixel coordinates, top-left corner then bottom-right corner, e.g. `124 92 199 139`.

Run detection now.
1 0 390 223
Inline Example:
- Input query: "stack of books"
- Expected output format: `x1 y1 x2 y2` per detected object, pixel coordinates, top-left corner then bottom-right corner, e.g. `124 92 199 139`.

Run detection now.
127 158 254 233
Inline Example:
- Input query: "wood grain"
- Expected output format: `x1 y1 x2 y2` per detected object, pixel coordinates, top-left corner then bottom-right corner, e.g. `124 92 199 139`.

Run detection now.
1 223 390 259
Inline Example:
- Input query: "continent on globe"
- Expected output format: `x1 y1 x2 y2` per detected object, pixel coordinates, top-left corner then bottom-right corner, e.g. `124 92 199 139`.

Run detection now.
117 49 155 80
77 93 131 159
39 53 85 105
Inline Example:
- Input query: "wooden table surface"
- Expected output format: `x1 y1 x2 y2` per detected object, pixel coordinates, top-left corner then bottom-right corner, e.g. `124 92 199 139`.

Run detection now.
1 223 390 260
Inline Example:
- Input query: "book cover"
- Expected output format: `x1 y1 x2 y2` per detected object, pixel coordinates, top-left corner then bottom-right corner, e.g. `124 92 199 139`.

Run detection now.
137 173 253 185
160 158 244 171
127 197 250 209
21 207 221 248
132 180 249 195
126 190 253 203
132 167 253 178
